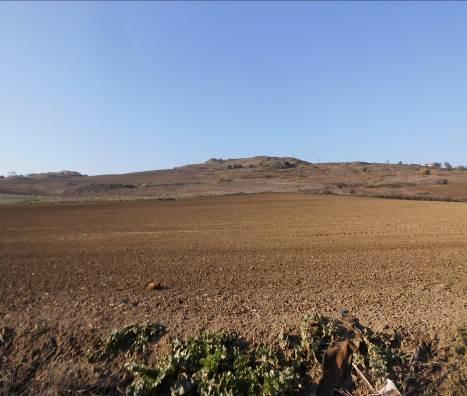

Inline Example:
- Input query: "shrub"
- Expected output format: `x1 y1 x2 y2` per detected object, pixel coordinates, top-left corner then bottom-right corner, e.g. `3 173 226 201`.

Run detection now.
126 332 298 396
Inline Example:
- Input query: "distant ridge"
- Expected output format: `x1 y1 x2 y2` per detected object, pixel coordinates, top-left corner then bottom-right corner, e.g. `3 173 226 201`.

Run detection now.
1 156 467 202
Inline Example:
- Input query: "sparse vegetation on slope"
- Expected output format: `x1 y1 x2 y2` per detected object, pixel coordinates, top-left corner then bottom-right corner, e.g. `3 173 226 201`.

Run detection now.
3 157 467 202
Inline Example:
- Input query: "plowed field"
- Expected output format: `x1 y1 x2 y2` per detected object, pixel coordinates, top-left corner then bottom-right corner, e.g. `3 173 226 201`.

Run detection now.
1 194 465 346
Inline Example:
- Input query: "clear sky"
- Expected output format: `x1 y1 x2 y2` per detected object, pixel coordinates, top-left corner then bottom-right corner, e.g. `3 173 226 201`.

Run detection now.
1 2 466 175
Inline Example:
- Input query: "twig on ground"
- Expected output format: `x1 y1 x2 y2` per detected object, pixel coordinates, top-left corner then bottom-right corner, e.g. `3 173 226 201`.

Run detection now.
352 362 376 393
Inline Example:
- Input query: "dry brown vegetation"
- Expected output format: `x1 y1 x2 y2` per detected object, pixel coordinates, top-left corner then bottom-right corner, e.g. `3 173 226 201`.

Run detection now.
0 193 466 393
2 157 467 203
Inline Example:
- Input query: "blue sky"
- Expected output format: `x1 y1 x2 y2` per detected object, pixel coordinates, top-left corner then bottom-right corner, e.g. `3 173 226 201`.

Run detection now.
1 2 466 175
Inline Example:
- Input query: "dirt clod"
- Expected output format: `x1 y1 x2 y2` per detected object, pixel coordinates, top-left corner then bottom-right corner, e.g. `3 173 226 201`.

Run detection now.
146 282 162 291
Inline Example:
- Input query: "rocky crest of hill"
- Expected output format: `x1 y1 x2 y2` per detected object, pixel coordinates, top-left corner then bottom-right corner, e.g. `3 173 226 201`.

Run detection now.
27 170 87 179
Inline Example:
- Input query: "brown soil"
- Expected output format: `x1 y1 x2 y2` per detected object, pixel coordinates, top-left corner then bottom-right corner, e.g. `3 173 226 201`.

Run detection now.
1 194 466 393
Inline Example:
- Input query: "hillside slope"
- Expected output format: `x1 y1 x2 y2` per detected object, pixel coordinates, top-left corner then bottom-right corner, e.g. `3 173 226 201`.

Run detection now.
1 156 467 201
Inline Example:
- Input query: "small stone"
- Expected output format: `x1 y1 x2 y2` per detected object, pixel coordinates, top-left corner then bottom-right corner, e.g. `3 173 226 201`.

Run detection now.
147 281 162 290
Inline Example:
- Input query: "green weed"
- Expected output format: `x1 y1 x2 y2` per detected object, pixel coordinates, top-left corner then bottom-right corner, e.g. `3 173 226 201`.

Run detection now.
86 322 165 362
126 332 298 396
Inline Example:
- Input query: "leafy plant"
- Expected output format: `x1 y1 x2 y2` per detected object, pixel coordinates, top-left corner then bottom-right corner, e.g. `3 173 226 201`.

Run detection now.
86 322 165 362
126 331 298 395
353 327 408 388
299 314 339 363
299 314 410 388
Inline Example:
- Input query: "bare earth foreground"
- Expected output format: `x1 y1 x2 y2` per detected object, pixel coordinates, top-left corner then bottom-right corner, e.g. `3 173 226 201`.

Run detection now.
1 194 466 392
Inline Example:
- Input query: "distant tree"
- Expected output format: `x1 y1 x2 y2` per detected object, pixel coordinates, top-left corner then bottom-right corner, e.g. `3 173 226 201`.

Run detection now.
7 171 16 177
432 162 442 169
398 161 403 165
444 161 453 170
